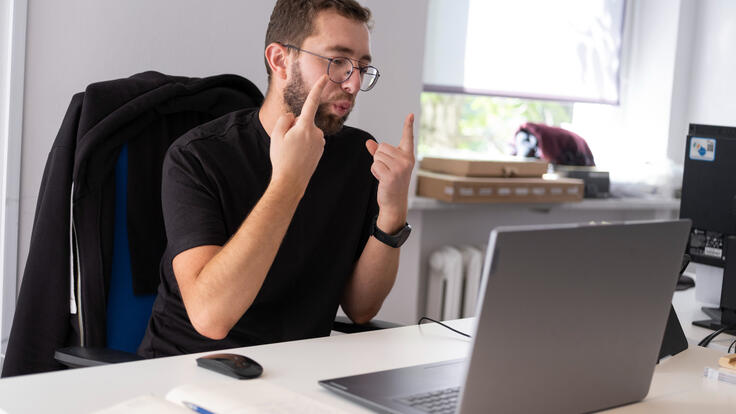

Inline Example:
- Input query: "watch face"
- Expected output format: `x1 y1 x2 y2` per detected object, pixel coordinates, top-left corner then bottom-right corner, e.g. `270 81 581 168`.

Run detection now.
395 225 412 247
382 224 411 248
371 215 412 248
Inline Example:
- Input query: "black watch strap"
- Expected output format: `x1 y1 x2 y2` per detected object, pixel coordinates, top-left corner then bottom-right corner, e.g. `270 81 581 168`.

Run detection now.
371 214 411 248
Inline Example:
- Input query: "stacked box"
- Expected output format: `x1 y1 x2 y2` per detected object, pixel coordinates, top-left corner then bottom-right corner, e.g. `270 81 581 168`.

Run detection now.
419 157 549 177
416 158 584 203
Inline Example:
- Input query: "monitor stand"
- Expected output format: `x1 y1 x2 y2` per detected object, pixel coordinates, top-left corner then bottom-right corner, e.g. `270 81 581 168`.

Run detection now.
692 240 736 333
693 307 736 333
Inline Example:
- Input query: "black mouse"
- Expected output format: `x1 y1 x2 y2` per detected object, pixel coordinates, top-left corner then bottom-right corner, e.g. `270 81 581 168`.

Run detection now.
196 353 263 379
675 274 695 291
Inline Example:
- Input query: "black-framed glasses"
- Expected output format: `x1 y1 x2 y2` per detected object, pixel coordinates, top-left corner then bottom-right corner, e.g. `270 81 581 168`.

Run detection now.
281 43 380 92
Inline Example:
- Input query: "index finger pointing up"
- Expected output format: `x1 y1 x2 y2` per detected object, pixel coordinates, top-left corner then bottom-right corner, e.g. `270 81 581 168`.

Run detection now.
299 75 329 125
398 113 415 153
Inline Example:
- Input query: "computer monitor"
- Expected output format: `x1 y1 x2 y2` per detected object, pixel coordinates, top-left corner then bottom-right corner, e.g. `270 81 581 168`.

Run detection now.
680 123 736 331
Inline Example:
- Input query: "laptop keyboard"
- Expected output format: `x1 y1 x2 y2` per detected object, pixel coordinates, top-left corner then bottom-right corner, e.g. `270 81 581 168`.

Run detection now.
395 386 460 414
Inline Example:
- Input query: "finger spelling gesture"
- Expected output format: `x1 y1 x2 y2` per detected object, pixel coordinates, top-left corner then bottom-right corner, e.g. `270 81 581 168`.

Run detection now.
365 113 416 230
269 75 330 196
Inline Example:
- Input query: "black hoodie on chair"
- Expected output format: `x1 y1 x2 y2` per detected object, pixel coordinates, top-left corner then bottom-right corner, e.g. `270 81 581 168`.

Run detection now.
2 71 263 377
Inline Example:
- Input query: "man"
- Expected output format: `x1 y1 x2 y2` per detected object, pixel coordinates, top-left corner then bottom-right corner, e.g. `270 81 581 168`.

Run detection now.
138 0 414 357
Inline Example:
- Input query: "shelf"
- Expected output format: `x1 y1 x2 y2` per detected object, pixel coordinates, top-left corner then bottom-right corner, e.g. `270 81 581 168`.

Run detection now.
409 196 681 212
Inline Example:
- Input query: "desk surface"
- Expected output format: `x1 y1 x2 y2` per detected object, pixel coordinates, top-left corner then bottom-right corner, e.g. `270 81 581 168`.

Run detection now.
1 316 735 413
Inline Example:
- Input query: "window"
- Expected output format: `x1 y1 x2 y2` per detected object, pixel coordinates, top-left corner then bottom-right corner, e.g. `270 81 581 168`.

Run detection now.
419 93 572 157
420 0 626 158
1 0 26 366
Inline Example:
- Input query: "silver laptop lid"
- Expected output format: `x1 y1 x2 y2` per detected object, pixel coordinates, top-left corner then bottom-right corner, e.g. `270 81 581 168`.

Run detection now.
459 219 691 414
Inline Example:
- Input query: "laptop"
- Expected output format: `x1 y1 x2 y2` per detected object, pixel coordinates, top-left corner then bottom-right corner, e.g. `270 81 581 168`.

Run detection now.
320 219 691 413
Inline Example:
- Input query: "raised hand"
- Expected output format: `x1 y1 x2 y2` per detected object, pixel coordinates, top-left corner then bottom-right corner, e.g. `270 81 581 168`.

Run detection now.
365 113 416 230
269 75 329 195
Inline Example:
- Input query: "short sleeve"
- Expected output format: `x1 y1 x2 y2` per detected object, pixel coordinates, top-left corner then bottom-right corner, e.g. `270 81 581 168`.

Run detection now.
353 142 380 262
161 143 228 258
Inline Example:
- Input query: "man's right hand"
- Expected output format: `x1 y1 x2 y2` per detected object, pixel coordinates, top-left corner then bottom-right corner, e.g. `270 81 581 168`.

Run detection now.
269 75 329 195
174 75 331 339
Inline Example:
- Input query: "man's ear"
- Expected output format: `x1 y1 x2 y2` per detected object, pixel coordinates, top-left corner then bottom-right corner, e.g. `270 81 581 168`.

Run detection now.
265 43 289 81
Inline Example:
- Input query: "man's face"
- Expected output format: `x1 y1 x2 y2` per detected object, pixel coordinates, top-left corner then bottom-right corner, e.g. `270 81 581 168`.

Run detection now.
283 61 349 136
282 10 372 136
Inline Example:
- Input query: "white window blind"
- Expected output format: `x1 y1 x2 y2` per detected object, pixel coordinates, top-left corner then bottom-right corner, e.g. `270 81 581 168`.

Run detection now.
423 0 626 104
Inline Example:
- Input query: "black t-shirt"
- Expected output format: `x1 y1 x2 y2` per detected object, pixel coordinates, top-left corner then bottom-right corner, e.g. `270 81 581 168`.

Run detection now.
138 108 378 357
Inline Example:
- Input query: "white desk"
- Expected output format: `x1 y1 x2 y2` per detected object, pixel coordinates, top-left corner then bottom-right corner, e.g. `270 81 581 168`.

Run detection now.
0 317 734 413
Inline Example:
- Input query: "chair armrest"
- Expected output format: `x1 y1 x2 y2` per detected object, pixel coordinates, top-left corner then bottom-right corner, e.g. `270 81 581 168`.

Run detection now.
332 315 403 333
54 346 144 368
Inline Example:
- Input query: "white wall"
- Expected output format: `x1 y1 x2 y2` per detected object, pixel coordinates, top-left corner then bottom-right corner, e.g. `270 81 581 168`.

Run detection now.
17 0 272 288
570 0 684 171
16 0 427 285
570 0 736 192
683 0 736 128
666 0 697 165
352 0 428 148
357 0 429 322
662 0 736 165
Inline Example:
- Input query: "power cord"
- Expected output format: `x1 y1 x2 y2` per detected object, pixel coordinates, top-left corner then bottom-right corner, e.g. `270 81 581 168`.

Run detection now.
729 338 736 354
698 325 736 348
698 327 725 347
418 316 471 338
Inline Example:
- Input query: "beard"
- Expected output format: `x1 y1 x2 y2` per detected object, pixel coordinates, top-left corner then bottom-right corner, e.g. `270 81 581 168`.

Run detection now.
283 62 352 136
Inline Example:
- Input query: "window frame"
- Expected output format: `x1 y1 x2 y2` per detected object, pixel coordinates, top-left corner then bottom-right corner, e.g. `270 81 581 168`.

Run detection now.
1 0 28 366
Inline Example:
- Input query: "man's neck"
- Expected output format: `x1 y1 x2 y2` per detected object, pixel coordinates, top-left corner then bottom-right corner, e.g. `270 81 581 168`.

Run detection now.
258 90 285 138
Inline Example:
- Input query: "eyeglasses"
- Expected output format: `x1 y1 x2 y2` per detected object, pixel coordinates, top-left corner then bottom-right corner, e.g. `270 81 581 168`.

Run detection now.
281 43 380 92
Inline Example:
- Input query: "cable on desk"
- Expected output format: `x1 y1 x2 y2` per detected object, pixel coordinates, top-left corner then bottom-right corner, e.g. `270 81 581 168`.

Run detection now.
728 338 736 354
418 317 471 338
698 327 726 347
698 325 736 348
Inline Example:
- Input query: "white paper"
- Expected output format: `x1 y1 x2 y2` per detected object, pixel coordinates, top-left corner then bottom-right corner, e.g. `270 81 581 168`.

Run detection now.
166 380 348 414
92 395 189 414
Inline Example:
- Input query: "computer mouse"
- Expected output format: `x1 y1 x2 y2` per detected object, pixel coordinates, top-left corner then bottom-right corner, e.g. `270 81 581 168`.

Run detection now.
196 353 263 379
676 274 695 291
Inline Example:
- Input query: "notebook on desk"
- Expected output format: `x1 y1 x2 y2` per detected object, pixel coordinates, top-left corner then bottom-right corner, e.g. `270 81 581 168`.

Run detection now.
320 219 691 414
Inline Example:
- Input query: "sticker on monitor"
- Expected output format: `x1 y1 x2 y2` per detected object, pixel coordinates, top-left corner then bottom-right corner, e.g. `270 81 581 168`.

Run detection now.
688 228 724 261
689 137 716 161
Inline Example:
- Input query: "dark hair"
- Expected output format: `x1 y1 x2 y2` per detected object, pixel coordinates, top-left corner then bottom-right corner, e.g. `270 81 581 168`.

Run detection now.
264 0 372 82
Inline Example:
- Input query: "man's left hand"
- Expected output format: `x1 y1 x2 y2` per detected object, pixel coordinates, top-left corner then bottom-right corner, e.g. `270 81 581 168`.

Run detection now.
365 113 415 233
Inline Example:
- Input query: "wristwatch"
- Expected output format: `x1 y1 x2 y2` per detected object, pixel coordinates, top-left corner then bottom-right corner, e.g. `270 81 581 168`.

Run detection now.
371 214 412 248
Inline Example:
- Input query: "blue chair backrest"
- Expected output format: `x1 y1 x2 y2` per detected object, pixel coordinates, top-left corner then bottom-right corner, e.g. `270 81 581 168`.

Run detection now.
106 144 156 353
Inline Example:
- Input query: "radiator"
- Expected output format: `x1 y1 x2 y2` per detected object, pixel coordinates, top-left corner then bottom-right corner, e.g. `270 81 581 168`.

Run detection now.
426 245 485 320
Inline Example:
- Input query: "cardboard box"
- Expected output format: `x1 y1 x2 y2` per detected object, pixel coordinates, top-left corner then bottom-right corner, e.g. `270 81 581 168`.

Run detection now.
417 170 584 203
419 156 548 177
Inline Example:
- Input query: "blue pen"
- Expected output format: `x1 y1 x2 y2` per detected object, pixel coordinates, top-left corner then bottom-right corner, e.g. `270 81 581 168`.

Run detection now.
182 401 216 414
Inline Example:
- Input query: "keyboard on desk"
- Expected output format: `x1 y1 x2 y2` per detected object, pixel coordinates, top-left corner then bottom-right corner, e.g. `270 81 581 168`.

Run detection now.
395 386 461 414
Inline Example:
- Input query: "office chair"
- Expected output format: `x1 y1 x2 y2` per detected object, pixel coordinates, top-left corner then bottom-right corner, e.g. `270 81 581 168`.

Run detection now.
54 145 156 367
3 72 266 376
